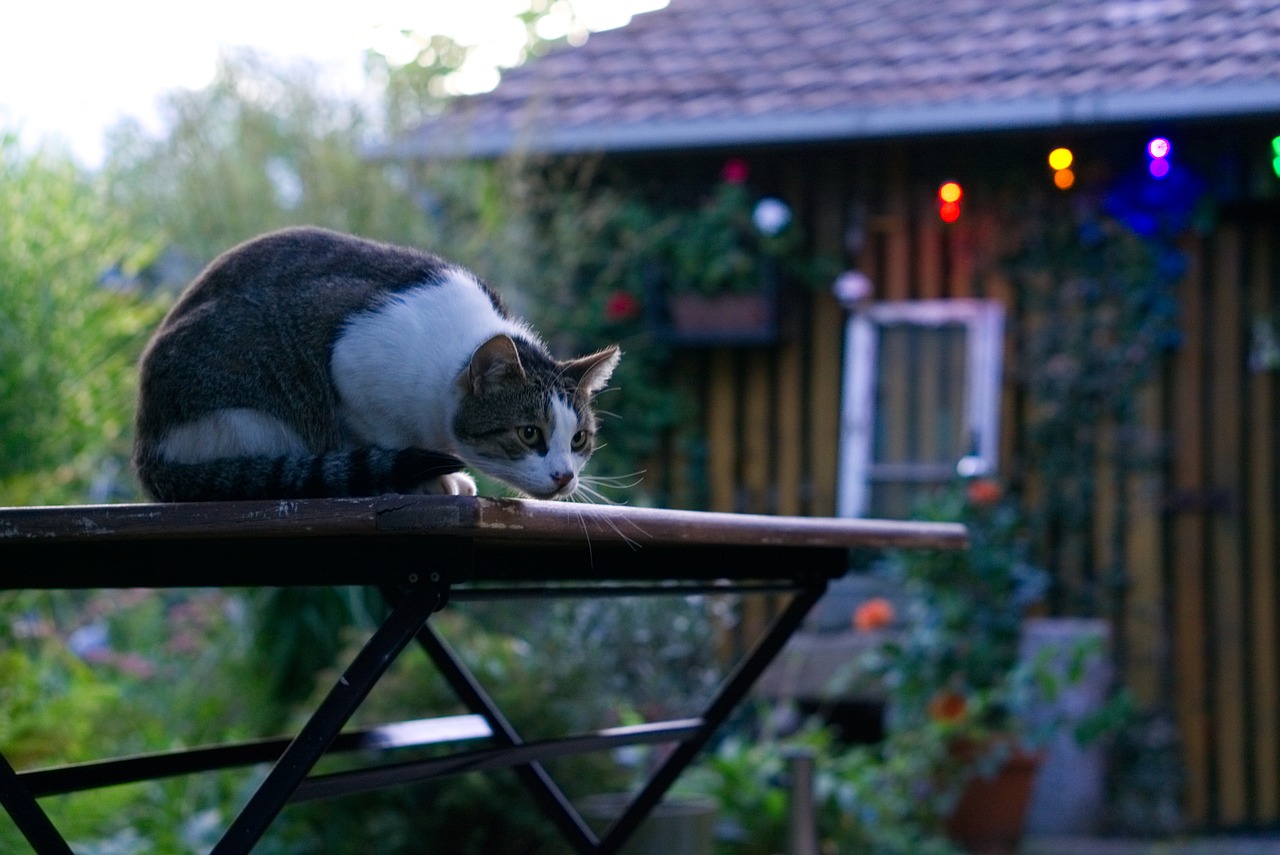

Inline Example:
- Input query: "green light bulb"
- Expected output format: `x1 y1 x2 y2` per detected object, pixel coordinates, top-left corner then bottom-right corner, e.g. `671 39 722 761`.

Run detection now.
1273 136 1280 178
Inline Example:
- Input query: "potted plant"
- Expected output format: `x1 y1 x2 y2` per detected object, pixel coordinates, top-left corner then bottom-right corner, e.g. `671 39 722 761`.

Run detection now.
855 477 1056 854
644 161 810 346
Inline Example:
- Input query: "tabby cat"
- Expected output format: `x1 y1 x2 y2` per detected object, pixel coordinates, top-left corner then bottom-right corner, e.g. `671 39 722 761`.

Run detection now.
134 227 620 502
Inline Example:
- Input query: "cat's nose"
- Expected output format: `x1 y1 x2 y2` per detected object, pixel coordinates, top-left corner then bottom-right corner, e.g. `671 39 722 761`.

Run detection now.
551 472 574 492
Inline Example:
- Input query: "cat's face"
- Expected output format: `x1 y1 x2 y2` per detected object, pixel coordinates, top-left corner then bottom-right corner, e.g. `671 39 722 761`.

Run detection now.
452 335 619 500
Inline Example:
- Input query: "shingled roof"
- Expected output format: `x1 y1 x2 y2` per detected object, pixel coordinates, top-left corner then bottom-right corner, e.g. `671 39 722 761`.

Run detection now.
385 0 1280 159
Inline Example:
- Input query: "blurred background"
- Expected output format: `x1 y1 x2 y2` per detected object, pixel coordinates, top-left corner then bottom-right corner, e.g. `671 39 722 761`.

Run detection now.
3 1 1279 852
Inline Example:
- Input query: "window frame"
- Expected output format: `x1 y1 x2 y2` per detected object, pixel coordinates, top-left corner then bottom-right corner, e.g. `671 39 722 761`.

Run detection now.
836 299 1005 518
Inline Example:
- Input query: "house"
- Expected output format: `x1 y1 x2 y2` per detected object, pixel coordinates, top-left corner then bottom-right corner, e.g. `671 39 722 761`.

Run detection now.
386 0 1280 833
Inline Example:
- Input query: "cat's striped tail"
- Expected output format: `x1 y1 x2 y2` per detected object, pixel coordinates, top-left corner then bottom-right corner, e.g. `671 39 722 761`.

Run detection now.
135 447 467 502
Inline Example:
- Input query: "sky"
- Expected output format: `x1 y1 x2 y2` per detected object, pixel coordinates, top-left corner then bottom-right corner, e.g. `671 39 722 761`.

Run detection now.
0 0 665 168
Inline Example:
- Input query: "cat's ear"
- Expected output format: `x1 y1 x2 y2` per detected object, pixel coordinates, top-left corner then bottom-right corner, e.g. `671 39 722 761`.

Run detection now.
562 345 621 402
465 335 525 394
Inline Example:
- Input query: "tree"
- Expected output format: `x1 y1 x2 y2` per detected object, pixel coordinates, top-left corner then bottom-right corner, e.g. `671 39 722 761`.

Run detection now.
0 133 163 504
104 49 448 267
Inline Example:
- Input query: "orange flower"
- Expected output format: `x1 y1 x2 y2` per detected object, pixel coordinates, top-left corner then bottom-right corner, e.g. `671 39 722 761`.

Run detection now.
965 478 1002 506
928 690 969 723
852 597 895 633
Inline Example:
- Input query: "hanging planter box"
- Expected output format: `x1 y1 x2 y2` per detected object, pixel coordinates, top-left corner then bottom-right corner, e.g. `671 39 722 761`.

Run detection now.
667 291 776 341
648 260 781 347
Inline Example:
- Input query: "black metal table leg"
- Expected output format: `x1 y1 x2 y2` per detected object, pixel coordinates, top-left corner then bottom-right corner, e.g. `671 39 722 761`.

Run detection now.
410 618 601 853
597 579 830 853
0 751 74 855
211 572 449 855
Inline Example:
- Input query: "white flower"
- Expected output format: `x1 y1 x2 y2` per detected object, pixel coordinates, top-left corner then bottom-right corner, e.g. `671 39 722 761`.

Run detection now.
751 197 792 236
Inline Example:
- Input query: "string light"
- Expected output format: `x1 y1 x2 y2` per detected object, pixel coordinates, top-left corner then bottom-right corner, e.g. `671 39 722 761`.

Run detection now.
1147 137 1171 180
1048 147 1075 190
1048 148 1073 171
938 182 962 222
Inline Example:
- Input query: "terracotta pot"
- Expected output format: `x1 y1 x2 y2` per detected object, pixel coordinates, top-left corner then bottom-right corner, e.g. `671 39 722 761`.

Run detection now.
945 749 1042 855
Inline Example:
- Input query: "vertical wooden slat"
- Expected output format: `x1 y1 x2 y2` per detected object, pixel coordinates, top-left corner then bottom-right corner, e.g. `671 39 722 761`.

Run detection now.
885 156 911 301
1171 234 1211 826
707 351 738 514
949 219 974 298
1125 382 1165 708
775 338 804 516
667 353 701 509
1208 226 1247 826
918 214 943 299
742 353 772 513
808 303 846 517
1247 226 1279 823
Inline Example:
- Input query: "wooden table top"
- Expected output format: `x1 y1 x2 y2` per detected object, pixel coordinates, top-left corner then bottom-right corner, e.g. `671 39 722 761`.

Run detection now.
0 495 967 550
0 496 966 589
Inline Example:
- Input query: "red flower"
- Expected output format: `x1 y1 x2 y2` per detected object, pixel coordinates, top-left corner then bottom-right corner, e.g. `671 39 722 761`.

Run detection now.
603 292 641 323
965 479 1002 506
721 157 749 184
852 597 895 632
928 690 969 723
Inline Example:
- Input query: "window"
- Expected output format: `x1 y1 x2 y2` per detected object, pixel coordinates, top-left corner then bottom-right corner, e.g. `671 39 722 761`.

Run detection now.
837 300 1005 518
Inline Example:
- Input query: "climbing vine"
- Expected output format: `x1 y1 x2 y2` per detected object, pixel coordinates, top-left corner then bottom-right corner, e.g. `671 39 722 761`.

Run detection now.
1004 166 1206 616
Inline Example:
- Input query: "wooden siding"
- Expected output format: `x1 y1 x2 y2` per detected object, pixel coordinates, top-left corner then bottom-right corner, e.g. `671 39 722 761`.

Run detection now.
649 165 1280 831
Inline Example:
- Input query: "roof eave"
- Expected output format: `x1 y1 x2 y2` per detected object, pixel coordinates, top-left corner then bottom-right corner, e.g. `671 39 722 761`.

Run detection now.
373 82 1280 160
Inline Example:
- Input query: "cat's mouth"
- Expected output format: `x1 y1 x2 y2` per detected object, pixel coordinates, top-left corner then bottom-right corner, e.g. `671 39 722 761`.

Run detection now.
525 485 575 501
520 476 578 501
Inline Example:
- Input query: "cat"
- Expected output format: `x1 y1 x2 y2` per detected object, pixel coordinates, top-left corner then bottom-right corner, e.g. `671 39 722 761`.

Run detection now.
133 226 620 502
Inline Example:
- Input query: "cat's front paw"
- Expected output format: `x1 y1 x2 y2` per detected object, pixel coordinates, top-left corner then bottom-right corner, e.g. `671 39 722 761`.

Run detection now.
418 471 477 496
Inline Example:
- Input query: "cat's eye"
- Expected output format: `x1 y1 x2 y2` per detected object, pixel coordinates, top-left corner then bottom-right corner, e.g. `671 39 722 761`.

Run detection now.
517 425 543 447
571 430 590 452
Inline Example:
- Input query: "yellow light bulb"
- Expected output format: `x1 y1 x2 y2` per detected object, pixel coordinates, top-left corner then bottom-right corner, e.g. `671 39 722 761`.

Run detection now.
1048 147 1074 170
938 182 963 203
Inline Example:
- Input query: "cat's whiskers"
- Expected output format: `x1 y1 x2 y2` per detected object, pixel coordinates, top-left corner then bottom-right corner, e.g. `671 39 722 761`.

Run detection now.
567 473 648 548
568 500 596 570
579 471 645 491
567 492 633 547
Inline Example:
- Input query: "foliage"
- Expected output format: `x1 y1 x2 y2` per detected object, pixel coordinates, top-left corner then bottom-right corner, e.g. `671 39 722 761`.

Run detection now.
653 181 802 297
680 721 963 855
1005 184 1192 614
0 589 273 854
0 134 165 504
554 171 822 300
868 478 1050 742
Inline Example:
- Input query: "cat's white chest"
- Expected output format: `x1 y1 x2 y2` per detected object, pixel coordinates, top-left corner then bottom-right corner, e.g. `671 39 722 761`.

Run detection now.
330 272 527 451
